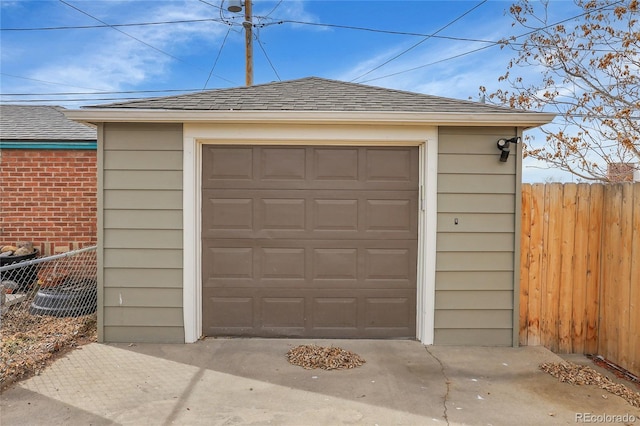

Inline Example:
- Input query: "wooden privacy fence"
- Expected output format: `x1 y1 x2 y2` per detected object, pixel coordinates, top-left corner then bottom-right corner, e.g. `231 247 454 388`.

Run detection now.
519 182 640 376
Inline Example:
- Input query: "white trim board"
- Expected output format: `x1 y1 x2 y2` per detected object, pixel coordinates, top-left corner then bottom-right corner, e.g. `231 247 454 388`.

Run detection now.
66 109 555 128
182 124 438 344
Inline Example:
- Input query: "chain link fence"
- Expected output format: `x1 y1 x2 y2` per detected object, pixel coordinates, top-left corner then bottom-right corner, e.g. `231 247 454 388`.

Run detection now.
1 246 97 322
1 246 98 388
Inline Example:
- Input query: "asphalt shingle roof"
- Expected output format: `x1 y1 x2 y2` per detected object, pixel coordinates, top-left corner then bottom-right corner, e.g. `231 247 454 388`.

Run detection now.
89 77 525 114
0 105 96 141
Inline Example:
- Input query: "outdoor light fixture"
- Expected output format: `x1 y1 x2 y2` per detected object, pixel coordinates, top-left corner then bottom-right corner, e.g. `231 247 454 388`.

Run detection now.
227 0 243 12
496 136 521 162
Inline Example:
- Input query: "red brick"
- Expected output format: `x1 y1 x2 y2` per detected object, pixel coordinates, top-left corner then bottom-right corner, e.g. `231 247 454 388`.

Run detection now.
1 149 97 248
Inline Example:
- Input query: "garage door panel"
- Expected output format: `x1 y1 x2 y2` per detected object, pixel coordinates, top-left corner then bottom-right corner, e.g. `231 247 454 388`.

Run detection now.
262 297 306 327
232 278 412 290
313 148 359 181
260 198 306 230
208 247 253 278
365 199 415 232
202 189 417 239
204 198 253 231
313 199 359 231
202 146 417 338
312 298 358 328
203 146 253 182
260 147 307 180
204 180 416 191
366 148 415 183
203 239 416 290
205 296 254 328
203 287 415 337
312 248 358 279
365 297 413 326
261 248 306 279
366 249 413 280
203 146 417 190
206 278 408 290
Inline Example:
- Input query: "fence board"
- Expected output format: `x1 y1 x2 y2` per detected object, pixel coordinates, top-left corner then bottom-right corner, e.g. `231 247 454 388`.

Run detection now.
519 184 532 346
570 184 590 353
585 184 603 354
558 184 577 353
520 182 639 377
544 184 563 352
615 184 633 369
526 184 545 346
600 185 622 364
629 184 640 375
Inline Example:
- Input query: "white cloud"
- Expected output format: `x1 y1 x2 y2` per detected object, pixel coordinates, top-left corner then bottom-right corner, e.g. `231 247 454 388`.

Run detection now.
5 1 239 96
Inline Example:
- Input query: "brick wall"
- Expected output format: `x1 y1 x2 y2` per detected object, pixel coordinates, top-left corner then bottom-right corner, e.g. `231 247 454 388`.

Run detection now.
0 149 97 255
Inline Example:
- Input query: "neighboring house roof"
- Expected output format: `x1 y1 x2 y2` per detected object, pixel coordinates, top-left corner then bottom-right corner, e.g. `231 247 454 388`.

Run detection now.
0 105 96 141
88 77 528 114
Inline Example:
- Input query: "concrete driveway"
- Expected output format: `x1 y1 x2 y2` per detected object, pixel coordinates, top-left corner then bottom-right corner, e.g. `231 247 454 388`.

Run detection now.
1 339 638 425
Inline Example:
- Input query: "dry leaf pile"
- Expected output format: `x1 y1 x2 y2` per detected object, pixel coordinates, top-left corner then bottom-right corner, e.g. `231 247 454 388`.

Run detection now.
540 361 640 408
286 344 366 370
1 310 97 390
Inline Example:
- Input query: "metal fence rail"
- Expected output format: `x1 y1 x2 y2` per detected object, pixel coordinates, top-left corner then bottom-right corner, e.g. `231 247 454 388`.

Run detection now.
1 246 97 320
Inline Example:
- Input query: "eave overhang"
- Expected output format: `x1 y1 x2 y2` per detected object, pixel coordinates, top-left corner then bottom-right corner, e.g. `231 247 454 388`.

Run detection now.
64 109 556 129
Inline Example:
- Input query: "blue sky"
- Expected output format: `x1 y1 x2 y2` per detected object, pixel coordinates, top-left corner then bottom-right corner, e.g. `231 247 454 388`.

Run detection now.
1 0 587 182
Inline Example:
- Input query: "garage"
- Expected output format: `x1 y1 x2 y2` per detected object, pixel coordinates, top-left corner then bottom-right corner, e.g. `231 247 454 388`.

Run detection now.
65 76 555 345
201 145 418 338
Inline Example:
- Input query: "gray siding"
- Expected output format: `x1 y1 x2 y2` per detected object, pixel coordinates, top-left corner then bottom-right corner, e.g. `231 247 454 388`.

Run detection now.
435 126 517 346
101 123 184 343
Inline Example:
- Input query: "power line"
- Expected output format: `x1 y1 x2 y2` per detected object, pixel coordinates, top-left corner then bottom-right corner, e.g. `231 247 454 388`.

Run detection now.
5 0 629 100
350 0 488 83
195 0 238 27
255 33 281 81
1 89 202 96
0 72 111 92
2 16 621 56
58 0 187 64
1 15 507 46
263 0 283 19
57 0 237 86
0 97 158 103
1 18 229 31
359 44 496 84
204 26 232 89
3 16 618 54
358 0 626 84
268 20 508 45
2 16 622 55
195 0 224 12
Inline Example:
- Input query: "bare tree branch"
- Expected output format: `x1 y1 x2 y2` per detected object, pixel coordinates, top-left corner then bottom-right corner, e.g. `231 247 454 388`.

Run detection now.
484 0 640 182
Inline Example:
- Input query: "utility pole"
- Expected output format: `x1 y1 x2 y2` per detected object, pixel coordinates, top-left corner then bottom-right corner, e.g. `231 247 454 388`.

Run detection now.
227 0 253 86
243 0 253 86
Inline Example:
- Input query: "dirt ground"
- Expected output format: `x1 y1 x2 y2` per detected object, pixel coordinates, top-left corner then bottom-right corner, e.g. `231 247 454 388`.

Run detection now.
0 311 97 391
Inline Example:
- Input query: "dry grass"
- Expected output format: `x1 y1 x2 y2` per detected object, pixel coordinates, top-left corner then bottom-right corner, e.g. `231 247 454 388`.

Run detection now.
1 310 97 390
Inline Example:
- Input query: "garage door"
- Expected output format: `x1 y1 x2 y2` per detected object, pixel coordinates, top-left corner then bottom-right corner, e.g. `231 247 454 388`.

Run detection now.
202 146 418 338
